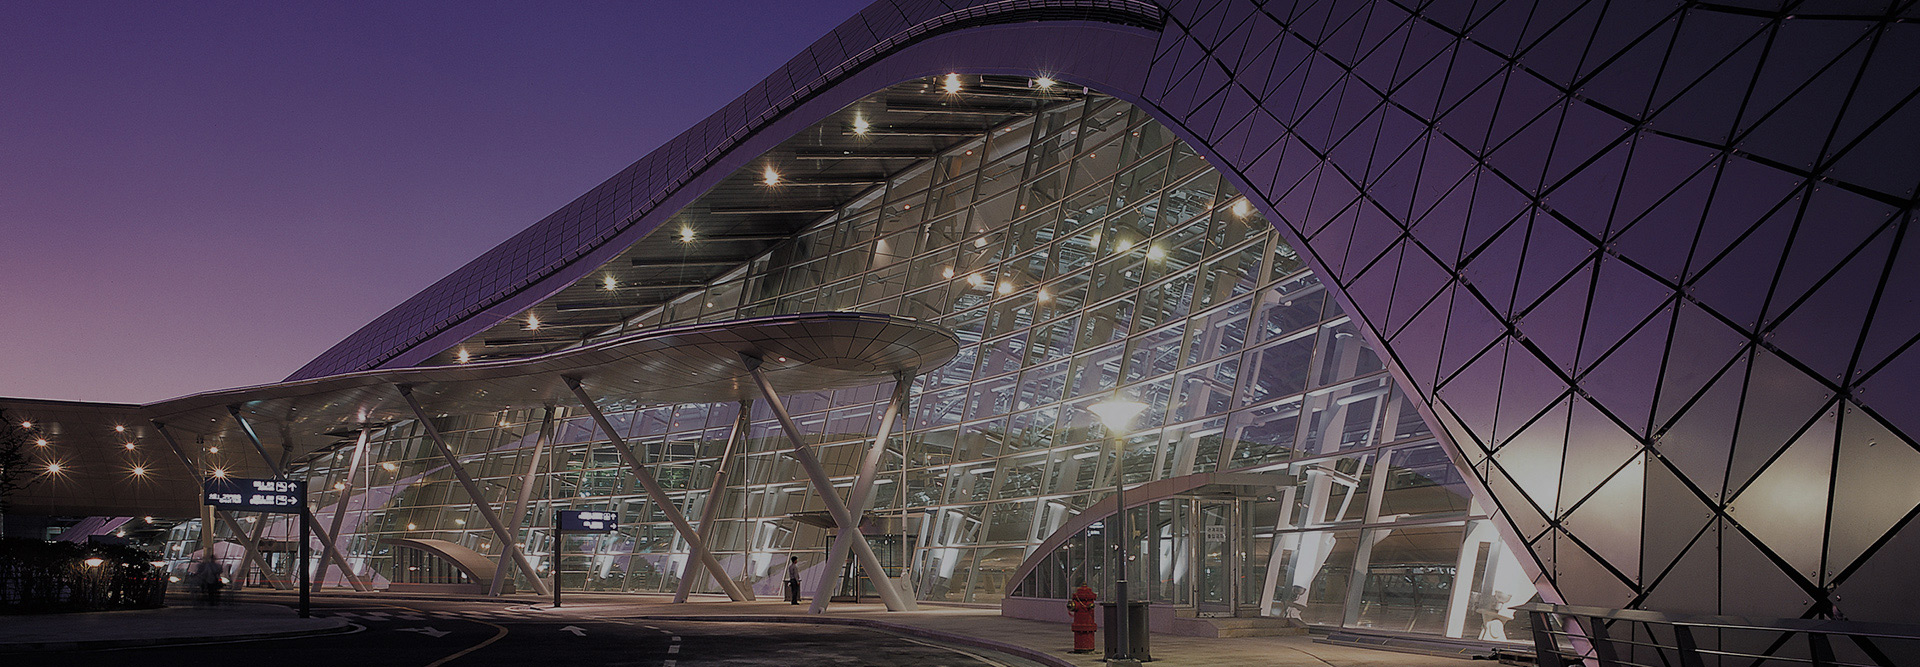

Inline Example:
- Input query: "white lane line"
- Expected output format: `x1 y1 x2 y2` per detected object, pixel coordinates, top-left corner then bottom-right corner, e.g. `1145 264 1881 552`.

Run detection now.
663 661 676 667
667 645 680 654
899 637 1012 667
643 625 658 630
671 636 681 641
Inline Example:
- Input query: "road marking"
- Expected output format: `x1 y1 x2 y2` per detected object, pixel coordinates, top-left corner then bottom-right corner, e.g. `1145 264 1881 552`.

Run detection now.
671 636 681 642
899 637 1012 667
667 645 680 654
560 625 588 636
397 626 450 638
663 661 676 667
424 618 509 667
643 625 658 630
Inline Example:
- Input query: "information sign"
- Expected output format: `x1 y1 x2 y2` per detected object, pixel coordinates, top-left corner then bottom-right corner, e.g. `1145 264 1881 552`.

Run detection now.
203 477 307 513
557 509 618 533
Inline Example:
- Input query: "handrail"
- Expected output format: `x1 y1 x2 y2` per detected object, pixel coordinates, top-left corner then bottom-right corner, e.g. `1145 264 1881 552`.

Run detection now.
1516 603 1920 667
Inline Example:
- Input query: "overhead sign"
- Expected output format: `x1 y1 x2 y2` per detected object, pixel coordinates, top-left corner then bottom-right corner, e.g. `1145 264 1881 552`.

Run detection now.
204 477 306 513
557 509 618 533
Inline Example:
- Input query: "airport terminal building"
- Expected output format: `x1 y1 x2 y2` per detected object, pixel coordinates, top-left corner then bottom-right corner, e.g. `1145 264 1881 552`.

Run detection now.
9 0 1920 655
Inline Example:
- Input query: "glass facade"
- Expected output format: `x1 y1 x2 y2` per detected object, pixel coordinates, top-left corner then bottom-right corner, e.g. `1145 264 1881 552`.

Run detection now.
179 84 1534 643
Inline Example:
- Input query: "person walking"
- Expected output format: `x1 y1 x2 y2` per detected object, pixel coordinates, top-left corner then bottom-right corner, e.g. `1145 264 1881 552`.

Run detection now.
191 553 226 606
784 556 802 605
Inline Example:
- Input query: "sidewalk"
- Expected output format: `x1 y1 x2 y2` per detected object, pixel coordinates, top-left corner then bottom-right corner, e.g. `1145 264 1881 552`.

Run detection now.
250 589 1467 667
0 602 349 653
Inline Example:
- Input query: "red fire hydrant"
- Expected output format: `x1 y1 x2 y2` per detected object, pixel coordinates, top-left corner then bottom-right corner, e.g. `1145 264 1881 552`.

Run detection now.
1069 583 1099 653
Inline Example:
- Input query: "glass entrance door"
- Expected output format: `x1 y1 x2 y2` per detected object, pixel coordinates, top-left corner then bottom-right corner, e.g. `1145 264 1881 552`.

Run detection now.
1196 500 1234 616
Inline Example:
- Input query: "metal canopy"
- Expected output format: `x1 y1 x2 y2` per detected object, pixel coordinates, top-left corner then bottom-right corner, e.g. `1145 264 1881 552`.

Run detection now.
141 312 955 479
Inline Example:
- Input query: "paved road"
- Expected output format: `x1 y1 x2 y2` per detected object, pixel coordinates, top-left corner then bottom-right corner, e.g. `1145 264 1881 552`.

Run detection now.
13 596 1042 667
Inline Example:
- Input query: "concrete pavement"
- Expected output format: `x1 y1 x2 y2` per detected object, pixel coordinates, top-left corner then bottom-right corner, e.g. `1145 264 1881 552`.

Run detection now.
0 602 349 653
256 590 1468 666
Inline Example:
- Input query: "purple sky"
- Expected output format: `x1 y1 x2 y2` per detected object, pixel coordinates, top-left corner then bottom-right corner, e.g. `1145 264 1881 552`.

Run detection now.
1 1 872 404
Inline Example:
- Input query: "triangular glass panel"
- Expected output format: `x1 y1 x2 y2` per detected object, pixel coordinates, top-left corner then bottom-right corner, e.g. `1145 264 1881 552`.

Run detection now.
1637 522 1722 616
1854 216 1920 375
1439 340 1508 452
1831 505 1920 625
1768 225 1896 384
1652 302 1749 430
1823 403 1920 585
1719 520 1816 618
1562 396 1646 515
1578 257 1674 375
1516 258 1592 374
1728 349 1835 493
1550 528 1640 609
1576 306 1672 437
1727 406 1837 583
1562 454 1647 584
1493 396 1571 512
1653 350 1748 502
1493 343 1572 447
1763 188 1898 331
1640 457 1718 584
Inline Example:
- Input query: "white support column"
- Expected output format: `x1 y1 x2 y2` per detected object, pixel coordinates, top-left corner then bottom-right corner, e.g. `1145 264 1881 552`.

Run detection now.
492 406 555 597
228 408 359 592
397 385 551 597
321 428 373 591
810 371 912 614
563 377 751 602
676 400 751 602
741 355 916 612
152 422 287 590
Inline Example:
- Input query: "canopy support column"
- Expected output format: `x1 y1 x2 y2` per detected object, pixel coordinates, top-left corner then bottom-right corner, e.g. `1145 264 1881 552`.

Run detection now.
319 427 373 591
152 422 286 590
397 385 550 597
741 355 915 612
229 407 357 593
811 371 912 614
676 400 750 602
493 405 556 597
563 376 751 602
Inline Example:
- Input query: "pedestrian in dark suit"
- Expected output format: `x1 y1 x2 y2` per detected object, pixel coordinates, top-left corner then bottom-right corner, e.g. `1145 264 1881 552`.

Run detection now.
785 556 802 604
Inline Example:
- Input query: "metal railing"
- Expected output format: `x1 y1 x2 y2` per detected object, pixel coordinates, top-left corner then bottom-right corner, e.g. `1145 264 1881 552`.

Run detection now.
1518 603 1920 667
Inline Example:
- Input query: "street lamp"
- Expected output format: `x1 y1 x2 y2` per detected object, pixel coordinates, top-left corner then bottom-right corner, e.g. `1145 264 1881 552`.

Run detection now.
1088 395 1147 667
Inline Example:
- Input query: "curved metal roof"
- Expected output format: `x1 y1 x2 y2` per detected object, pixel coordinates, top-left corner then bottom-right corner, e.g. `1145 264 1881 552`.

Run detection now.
290 0 1164 380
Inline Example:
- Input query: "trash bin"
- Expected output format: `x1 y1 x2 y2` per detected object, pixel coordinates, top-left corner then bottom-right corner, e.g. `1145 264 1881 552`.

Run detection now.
1100 601 1152 662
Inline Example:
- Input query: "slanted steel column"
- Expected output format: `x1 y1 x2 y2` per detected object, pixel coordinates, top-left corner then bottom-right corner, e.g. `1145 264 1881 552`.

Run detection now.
741 355 916 612
675 400 752 602
152 422 286 590
563 376 750 602
397 385 551 597
228 409 361 592
322 428 374 591
810 372 912 614
492 405 556 597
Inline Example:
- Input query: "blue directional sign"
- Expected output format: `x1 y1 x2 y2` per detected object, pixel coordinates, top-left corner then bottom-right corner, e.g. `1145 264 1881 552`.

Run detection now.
204 477 306 513
557 509 618 533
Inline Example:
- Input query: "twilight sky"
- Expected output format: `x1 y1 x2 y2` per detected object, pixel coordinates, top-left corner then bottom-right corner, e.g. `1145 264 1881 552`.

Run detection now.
1 1 872 404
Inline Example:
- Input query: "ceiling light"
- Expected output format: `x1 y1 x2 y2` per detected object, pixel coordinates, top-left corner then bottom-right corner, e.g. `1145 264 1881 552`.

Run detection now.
131 466 146 476
941 267 955 279
525 314 541 331
852 116 869 134
124 443 137 450
211 468 227 478
1232 198 1252 218
1116 239 1133 253
944 73 962 93
1037 288 1051 302
1035 76 1056 89
967 273 984 287
207 446 219 454
19 421 31 429
602 275 618 291
997 281 1013 295
457 348 471 364
382 462 398 471
1147 246 1166 261
34 438 47 447
680 227 696 243
44 463 62 474
333 481 347 490
762 167 780 186
84 557 104 567
143 516 153 523
114 425 126 433
407 523 417 530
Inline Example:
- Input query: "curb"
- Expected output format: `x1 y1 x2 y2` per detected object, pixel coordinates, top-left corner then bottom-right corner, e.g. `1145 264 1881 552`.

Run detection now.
0 618 354 654
620 614 1080 667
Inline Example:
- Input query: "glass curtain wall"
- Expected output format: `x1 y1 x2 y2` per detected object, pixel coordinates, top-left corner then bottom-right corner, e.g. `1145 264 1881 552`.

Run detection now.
214 83 1535 644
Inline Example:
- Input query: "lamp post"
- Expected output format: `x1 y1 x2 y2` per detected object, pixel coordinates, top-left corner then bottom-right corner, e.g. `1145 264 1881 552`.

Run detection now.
1089 395 1147 667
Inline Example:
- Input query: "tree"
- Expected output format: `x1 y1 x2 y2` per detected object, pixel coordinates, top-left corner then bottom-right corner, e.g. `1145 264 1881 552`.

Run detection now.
0 409 47 538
